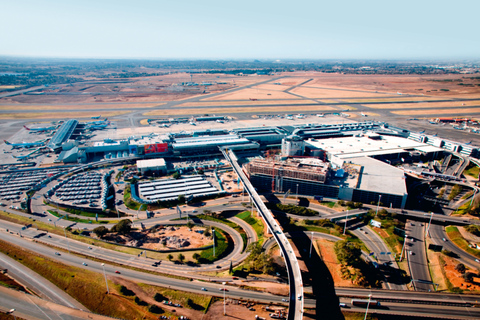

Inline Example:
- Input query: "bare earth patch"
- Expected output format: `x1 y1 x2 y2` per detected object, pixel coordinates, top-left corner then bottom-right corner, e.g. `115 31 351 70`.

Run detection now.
392 107 480 116
314 239 355 287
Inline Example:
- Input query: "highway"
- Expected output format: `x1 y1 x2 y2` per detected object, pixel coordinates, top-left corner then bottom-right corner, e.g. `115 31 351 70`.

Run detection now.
350 226 406 291
222 149 303 320
406 220 433 291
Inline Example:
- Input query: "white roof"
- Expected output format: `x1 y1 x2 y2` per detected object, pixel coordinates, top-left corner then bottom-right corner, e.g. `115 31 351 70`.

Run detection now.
136 158 166 169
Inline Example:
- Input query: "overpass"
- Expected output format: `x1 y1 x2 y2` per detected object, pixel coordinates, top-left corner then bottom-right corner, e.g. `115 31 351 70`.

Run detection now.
222 149 303 320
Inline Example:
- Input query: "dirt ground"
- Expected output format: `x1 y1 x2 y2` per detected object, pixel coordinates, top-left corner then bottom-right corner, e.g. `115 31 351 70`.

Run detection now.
314 239 358 287
219 171 243 193
290 86 390 99
112 226 212 251
204 88 301 101
392 107 480 116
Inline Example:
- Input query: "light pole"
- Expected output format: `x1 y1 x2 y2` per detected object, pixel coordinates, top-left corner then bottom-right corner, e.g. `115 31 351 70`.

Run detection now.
343 210 349 235
9 309 16 320
212 228 215 257
363 294 372 320
64 227 70 253
470 188 478 207
223 281 227 315
309 232 314 258
426 212 434 238
375 195 382 217
101 263 109 294
296 184 299 200
400 235 408 261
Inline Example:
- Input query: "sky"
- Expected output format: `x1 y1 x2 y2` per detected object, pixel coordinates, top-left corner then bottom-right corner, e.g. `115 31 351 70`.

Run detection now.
1 0 479 60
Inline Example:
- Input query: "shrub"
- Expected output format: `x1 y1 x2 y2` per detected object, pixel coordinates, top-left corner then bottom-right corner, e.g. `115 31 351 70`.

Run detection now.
148 305 163 314
119 285 135 296
154 293 165 302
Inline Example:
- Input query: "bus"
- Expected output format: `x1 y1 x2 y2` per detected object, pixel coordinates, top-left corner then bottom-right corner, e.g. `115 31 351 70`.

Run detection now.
351 299 380 308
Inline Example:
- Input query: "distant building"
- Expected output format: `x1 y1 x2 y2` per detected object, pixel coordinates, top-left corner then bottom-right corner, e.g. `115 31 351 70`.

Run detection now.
281 135 305 157
136 158 167 175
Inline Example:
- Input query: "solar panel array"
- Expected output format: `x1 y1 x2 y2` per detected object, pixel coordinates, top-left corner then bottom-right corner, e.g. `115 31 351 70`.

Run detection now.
138 175 220 202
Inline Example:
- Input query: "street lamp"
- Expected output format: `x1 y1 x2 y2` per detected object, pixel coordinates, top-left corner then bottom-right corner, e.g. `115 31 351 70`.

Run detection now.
400 235 408 261
8 309 16 320
343 210 349 235
223 281 227 315
426 212 434 238
64 227 70 253
101 263 109 294
212 228 215 257
375 195 382 217
363 294 372 320
296 184 299 200
309 232 314 258
470 188 478 207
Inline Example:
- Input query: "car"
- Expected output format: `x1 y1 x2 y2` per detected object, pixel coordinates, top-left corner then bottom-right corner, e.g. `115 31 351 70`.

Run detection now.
88 246 92 249
339 303 347 308
115 270 121 274
297 294 302 300
82 262 88 266
232 276 239 280
281 298 288 302
476 259 480 263
47 218 51 221
54 252 61 256
409 251 413 255
216 265 221 269
201 287 207 291
442 238 447 242
220 288 228 291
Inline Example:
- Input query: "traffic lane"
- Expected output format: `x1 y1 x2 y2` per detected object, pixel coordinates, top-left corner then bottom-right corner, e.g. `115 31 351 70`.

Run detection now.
0 252 86 310
406 221 433 291
1 219 246 273
350 228 404 291
0 286 116 320
430 224 480 269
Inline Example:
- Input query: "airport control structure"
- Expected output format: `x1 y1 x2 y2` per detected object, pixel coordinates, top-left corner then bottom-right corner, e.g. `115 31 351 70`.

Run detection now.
10 118 480 209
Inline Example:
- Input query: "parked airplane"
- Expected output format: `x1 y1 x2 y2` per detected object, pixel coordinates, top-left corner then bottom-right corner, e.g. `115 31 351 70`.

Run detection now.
24 125 56 133
216 120 224 123
86 122 110 130
316 113 325 117
361 112 368 117
4 140 46 149
189 122 196 126
91 115 101 119
465 141 472 145
88 118 108 125
419 130 425 134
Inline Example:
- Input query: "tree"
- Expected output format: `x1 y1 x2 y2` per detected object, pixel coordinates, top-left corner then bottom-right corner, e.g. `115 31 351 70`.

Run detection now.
334 240 362 266
178 253 185 263
178 194 185 203
186 221 194 229
193 253 200 262
93 226 108 238
167 254 173 261
153 293 165 302
110 219 132 235
204 227 211 237
173 172 181 179
455 263 466 274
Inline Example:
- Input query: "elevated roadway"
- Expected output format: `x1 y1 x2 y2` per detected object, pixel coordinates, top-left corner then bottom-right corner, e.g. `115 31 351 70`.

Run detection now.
222 148 303 320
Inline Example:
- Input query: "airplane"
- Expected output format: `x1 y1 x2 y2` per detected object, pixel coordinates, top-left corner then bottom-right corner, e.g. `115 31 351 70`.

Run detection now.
4 140 46 149
316 113 325 117
465 141 472 145
189 122 196 126
91 115 101 119
88 118 108 125
397 92 402 95
24 125 56 133
216 120 224 123
419 130 425 134
361 112 368 117
286 116 294 120
249 98 258 101
432 133 438 137
86 122 110 130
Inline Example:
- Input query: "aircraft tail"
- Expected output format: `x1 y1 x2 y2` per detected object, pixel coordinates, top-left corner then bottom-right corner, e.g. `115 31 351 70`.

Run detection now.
3 140 11 145
23 126 30 130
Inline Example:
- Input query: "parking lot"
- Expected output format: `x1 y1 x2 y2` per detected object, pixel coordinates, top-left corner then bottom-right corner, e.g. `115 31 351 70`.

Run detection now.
49 171 105 208
0 167 68 203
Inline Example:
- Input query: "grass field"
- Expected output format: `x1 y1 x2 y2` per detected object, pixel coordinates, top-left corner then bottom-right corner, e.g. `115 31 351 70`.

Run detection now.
236 211 264 238
144 105 337 116
0 111 130 119
446 226 480 258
